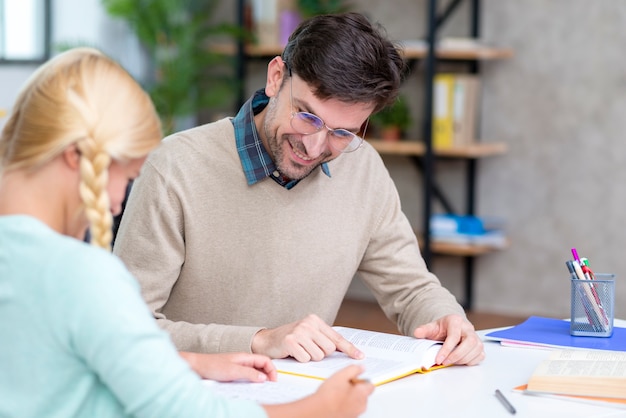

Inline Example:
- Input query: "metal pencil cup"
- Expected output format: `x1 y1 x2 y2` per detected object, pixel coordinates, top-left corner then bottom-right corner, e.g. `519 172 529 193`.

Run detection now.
570 274 615 337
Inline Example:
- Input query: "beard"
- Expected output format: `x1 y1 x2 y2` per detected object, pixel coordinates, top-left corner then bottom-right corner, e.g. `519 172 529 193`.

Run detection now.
263 97 333 181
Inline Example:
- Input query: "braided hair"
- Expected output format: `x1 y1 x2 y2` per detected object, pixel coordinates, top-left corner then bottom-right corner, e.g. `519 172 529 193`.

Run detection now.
0 48 162 249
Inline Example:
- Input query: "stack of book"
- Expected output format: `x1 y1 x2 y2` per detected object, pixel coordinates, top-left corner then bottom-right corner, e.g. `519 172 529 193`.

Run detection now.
429 214 506 248
433 73 481 148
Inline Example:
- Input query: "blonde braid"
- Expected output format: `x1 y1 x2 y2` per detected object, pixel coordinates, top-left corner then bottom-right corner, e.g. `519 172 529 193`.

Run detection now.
77 137 113 250
1 48 162 247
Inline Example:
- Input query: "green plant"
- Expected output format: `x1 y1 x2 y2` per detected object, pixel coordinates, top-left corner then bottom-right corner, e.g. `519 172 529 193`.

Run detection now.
297 0 352 18
102 0 244 134
370 95 411 132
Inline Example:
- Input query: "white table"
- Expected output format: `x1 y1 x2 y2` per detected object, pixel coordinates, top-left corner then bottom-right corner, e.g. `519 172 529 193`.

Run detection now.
291 320 626 417
208 320 626 417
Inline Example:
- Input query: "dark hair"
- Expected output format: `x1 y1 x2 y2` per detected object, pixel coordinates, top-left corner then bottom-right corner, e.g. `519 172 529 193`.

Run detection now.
281 12 406 113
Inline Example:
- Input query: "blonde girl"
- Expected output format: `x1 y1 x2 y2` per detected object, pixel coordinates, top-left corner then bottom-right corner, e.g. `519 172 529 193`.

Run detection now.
0 48 371 418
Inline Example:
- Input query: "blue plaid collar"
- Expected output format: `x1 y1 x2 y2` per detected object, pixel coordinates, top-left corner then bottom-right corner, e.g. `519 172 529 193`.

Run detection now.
231 89 331 190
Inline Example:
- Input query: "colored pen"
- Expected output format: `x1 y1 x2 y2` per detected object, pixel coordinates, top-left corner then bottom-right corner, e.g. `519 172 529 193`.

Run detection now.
495 389 516 415
571 259 587 281
581 264 595 281
572 258 609 329
565 260 577 279
571 248 581 265
567 260 603 332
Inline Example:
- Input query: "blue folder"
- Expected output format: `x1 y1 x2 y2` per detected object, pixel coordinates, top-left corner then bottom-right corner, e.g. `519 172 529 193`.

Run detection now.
484 316 626 351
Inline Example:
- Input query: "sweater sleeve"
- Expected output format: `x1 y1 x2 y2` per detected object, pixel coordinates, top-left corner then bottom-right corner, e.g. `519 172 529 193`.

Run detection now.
357 169 465 336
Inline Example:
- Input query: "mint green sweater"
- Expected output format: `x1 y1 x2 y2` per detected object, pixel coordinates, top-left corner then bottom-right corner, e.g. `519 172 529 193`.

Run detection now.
0 216 265 418
114 118 464 354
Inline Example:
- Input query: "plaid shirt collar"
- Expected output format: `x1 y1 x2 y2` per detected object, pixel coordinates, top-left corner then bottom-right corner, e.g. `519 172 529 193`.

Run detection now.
231 89 331 190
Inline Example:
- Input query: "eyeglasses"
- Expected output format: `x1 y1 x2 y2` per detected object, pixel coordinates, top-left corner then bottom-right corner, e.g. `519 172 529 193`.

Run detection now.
287 73 367 153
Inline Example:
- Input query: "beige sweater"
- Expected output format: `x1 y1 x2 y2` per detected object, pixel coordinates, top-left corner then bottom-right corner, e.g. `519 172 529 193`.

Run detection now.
113 118 465 353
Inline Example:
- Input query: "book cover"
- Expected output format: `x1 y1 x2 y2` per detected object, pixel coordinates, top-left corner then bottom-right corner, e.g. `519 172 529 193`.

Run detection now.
273 326 446 386
430 214 507 248
525 349 626 400
452 74 480 146
433 74 455 148
484 316 626 351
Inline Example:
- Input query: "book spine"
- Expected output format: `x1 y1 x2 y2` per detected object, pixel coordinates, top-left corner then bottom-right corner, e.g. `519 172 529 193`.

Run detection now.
433 74 455 148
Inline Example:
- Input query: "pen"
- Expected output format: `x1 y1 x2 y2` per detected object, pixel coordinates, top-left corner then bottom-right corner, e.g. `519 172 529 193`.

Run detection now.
571 259 587 281
495 389 516 415
350 378 371 385
565 260 577 280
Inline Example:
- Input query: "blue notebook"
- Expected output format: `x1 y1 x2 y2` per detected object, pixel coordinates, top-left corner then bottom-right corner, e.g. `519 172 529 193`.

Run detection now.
484 316 626 351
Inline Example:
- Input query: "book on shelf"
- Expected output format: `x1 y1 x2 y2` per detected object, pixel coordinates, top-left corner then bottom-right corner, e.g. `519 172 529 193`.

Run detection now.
484 316 626 352
524 349 626 400
433 73 481 148
438 37 496 50
433 74 455 147
430 214 507 248
272 326 447 386
452 74 480 146
249 0 299 47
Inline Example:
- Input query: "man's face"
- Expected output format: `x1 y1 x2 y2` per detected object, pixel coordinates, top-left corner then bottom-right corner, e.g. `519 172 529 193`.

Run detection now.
261 62 374 180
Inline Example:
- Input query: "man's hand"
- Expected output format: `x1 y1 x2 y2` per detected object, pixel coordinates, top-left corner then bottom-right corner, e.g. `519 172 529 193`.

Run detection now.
412 314 485 366
180 352 277 382
251 314 364 362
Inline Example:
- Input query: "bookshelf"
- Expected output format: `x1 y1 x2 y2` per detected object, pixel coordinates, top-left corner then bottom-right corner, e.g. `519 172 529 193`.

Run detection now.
412 0 511 310
233 0 512 310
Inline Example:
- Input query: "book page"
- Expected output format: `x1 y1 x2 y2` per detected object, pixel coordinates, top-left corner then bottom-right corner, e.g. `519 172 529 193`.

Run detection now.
535 349 626 378
334 327 442 356
527 349 626 399
273 327 443 385
202 379 316 404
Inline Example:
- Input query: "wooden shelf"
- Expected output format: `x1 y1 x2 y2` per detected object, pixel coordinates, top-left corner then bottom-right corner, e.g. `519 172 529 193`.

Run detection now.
417 236 510 256
366 139 507 158
401 44 514 60
431 241 509 256
212 42 513 61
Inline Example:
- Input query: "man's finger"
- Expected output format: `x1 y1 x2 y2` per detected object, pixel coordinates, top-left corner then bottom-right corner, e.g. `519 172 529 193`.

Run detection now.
330 331 364 359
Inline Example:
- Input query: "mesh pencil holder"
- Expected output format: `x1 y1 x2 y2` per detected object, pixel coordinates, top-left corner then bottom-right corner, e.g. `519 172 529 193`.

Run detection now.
570 274 615 337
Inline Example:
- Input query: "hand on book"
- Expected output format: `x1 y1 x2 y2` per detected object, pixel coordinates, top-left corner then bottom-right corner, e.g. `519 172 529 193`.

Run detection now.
179 351 277 382
412 314 485 366
251 314 365 362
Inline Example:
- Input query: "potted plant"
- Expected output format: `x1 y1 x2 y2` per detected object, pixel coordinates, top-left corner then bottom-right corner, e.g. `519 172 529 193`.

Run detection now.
370 94 411 141
296 0 352 18
102 0 243 135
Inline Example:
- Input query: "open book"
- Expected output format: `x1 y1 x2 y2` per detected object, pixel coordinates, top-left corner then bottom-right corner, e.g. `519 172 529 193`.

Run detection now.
526 349 626 400
272 326 446 386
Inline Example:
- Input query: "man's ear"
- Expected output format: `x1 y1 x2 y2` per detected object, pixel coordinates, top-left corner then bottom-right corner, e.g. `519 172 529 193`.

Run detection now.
265 56 288 98
61 144 81 170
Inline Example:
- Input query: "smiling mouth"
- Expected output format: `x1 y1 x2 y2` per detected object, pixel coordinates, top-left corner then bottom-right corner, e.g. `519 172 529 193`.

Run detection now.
288 138 317 162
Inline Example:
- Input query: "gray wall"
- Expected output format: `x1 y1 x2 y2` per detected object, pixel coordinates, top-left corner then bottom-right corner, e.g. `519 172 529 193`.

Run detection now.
1 0 625 320
347 0 626 321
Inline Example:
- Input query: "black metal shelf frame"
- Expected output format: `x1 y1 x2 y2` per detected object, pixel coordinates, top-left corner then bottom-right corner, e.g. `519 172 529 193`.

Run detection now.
421 0 482 310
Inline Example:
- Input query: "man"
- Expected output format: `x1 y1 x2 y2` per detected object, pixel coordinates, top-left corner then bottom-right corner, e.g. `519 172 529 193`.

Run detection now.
114 12 484 366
